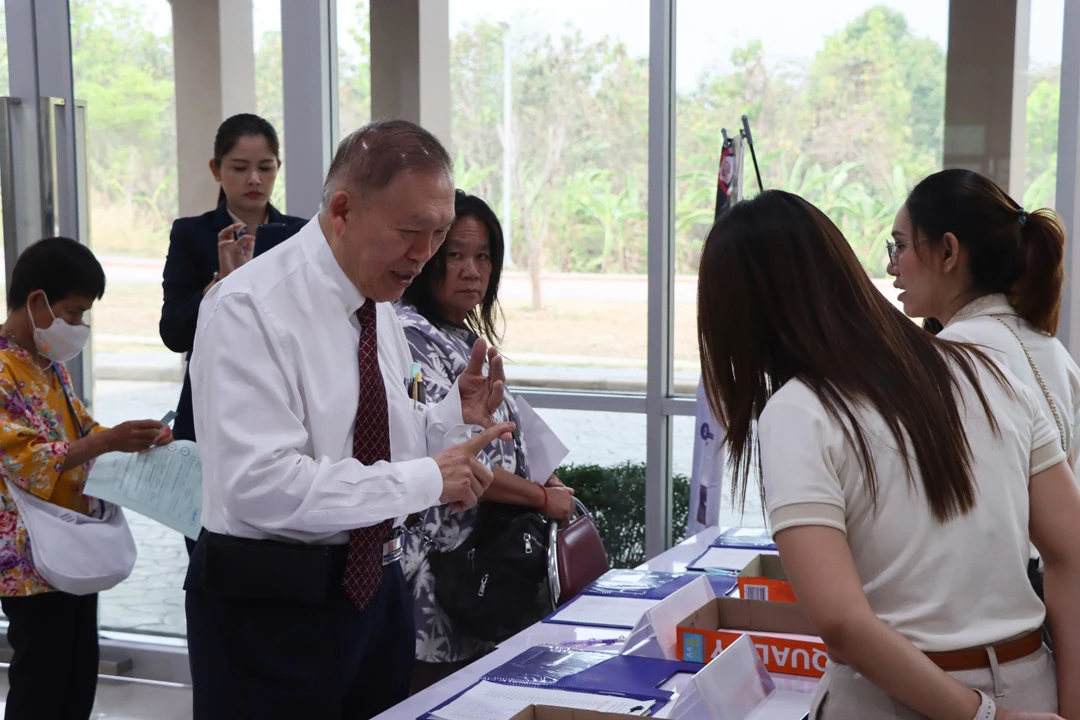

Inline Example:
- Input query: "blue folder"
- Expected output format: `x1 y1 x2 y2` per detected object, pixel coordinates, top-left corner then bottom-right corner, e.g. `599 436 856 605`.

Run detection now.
419 646 700 719
541 571 737 629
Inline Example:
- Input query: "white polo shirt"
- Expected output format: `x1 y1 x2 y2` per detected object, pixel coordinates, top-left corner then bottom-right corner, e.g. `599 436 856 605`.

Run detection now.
940 293 1080 469
760 357 1064 652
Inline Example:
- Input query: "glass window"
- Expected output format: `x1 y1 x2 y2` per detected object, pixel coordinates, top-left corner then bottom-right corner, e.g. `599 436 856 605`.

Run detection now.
1024 0 1065 210
71 0 187 638
337 0 371 141
253 0 285 210
674 1 949 384
673 415 765 535
448 1 650 394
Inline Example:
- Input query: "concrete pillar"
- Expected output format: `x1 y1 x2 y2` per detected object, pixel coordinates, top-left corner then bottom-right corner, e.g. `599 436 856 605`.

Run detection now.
281 0 338 219
943 0 1031 200
369 0 451 148
170 0 256 217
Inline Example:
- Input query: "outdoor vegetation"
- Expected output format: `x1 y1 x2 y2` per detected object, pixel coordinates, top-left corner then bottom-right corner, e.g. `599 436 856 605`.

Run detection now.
0 1 1062 358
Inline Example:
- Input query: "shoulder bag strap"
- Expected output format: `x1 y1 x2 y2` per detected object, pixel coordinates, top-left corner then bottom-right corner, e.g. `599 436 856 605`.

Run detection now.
51 363 87 439
990 316 1066 452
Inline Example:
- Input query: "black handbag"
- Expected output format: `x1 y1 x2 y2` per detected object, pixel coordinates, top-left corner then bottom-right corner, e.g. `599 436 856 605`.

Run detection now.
428 501 551 643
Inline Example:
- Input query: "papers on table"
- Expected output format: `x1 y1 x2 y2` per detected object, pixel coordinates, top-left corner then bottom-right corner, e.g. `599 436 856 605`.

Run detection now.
546 595 661 629
686 547 769 573
85 440 202 540
429 680 654 720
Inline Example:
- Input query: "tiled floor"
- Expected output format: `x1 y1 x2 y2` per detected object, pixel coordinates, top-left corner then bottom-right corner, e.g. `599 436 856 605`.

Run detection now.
0 670 192 719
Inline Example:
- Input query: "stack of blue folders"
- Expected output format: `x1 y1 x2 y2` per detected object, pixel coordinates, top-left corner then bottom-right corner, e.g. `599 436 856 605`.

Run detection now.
541 569 738 629
420 645 703 719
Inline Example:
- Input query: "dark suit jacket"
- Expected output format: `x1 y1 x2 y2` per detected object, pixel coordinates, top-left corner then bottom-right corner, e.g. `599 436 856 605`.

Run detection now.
159 201 305 441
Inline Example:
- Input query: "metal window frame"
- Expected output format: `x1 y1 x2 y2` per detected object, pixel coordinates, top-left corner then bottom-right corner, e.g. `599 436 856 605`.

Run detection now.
19 0 1074 689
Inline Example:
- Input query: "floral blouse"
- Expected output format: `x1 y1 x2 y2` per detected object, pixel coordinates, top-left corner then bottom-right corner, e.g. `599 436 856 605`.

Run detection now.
0 337 107 596
397 303 530 663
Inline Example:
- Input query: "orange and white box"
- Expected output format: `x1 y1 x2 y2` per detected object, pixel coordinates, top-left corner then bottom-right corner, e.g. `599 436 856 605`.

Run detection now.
676 596 828 679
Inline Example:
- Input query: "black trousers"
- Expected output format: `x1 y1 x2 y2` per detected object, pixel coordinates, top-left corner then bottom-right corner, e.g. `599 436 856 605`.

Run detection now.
185 535 414 720
0 592 99 720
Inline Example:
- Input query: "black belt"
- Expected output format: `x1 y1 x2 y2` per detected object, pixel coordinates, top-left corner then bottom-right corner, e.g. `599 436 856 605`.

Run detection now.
193 528 403 606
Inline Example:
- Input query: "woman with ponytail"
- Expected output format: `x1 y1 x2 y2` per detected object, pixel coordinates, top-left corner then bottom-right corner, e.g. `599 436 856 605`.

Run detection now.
888 168 1080 596
888 169 1079 466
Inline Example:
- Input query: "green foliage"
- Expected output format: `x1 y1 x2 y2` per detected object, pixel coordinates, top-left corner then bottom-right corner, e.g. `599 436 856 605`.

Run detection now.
0 1 1059 269
556 462 690 569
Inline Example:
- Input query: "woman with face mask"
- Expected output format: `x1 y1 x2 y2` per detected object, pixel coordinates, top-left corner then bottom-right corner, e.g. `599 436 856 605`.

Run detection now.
159 114 304 446
0 237 172 720
888 169 1080 598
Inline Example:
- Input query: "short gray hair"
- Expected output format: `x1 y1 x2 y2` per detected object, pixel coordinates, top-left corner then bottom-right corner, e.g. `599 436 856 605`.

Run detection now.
320 120 453 210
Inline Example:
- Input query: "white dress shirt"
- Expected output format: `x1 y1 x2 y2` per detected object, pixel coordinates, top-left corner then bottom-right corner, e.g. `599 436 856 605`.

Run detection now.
190 217 467 545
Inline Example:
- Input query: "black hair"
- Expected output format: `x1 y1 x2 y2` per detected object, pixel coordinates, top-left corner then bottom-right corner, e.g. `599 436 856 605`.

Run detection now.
8 237 105 310
402 190 504 344
906 169 1065 335
213 113 281 205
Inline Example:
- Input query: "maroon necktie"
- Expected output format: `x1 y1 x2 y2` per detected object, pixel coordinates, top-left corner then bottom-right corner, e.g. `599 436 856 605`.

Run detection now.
342 299 394 609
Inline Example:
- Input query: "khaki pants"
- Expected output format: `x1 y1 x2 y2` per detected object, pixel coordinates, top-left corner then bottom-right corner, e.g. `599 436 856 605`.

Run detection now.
809 645 1056 719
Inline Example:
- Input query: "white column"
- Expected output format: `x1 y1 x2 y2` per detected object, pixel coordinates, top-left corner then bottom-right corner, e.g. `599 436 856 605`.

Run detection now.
943 0 1031 199
171 0 257 217
1055 0 1080 352
281 0 337 219
369 0 451 148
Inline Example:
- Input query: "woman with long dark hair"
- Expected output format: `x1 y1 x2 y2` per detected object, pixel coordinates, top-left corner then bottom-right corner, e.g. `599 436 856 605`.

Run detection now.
699 190 1080 719
397 191 575 692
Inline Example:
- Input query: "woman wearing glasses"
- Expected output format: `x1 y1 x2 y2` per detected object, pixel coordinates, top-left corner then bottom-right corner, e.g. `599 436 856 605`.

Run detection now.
887 169 1080 598
395 191 575 692
887 169 1079 467
700 190 1080 719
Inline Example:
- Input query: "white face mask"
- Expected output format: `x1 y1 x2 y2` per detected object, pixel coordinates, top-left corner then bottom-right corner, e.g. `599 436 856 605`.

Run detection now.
28 294 90 363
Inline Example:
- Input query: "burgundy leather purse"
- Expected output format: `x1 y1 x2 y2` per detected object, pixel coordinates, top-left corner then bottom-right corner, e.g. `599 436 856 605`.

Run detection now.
547 498 610 606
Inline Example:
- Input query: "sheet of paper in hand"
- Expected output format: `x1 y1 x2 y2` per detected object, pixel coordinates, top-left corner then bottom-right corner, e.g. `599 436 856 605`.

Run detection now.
85 440 202 540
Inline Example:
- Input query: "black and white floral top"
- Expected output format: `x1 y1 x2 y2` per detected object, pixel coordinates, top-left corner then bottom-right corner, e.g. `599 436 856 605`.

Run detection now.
396 303 529 663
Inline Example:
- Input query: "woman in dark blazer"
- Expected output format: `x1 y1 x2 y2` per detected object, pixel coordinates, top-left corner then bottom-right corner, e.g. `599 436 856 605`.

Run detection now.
160 114 304 446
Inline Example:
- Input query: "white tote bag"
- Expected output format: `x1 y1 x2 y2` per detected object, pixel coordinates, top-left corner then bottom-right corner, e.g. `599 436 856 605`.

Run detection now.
6 482 136 595
3 363 139 595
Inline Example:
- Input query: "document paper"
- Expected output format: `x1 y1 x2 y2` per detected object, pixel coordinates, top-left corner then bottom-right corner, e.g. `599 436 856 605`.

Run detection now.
548 595 661 628
85 441 202 540
431 681 653 720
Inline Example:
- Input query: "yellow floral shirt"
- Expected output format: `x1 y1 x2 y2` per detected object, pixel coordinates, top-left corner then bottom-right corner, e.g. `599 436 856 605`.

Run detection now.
0 337 107 596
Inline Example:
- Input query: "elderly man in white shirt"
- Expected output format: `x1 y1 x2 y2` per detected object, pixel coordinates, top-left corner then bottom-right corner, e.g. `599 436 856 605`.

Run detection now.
184 120 513 720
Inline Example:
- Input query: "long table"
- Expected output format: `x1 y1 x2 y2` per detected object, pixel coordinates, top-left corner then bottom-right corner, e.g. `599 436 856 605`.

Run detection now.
375 526 818 719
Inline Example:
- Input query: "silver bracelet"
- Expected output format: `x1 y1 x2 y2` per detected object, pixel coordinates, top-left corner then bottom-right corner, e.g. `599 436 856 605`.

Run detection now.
973 690 996 720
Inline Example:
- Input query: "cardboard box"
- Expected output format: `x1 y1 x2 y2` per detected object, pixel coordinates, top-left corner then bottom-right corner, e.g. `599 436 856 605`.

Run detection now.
736 554 797 603
507 706 650 720
676 596 828 679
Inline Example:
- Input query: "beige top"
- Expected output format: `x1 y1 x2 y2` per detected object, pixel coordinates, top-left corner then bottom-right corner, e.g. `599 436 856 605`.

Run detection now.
761 357 1064 652
940 294 1080 469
